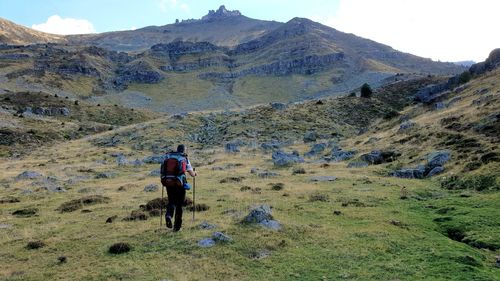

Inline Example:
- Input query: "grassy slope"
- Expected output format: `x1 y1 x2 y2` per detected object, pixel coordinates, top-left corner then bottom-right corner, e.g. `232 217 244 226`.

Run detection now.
0 73 498 281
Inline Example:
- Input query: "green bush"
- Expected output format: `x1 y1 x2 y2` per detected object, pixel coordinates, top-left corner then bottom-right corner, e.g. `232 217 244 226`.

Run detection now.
360 83 373 98
458 71 471 84
441 175 498 191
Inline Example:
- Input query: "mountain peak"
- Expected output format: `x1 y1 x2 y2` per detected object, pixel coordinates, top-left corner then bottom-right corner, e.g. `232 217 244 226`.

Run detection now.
202 5 242 21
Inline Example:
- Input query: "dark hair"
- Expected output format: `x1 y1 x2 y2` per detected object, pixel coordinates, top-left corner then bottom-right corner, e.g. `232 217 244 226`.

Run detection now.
176 144 185 153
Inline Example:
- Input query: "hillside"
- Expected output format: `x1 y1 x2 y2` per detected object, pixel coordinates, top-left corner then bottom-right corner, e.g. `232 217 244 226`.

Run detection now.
0 18 65 45
0 16 464 113
67 6 282 52
0 58 498 280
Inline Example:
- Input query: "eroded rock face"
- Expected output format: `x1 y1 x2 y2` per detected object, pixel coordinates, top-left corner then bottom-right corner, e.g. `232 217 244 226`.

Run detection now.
392 151 451 179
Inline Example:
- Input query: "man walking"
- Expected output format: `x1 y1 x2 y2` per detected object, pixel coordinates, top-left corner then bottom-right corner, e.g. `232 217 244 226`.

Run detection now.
160 144 197 232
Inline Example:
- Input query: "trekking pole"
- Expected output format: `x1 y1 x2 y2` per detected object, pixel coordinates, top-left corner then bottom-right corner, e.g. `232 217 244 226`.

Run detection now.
192 168 196 222
160 185 164 228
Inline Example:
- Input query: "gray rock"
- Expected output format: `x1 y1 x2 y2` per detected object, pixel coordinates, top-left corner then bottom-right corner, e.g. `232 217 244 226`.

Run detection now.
258 171 280 178
144 184 159 192
142 154 165 164
260 141 283 151
243 205 273 224
427 151 451 169
270 102 287 110
434 102 446 110
95 172 115 179
259 219 282 230
427 166 445 177
149 169 161 177
347 162 369 168
303 131 317 143
360 150 399 165
447 96 462 107
213 232 232 242
399 121 416 131
0 223 12 229
42 186 66 192
199 221 217 230
16 171 42 180
250 167 258 174
309 176 337 182
225 142 240 153
198 238 215 248
330 150 356 162
304 143 327 157
250 249 271 259
391 165 426 179
272 151 304 167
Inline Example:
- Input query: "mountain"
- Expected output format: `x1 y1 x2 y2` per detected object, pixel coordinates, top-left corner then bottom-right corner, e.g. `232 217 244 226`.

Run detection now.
0 17 65 45
67 5 282 52
0 6 465 113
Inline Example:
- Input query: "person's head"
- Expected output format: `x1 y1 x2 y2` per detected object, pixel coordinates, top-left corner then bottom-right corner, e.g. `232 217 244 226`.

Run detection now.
176 144 186 154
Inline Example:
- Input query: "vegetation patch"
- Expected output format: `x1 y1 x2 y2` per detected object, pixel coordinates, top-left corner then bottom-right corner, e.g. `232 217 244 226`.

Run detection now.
309 193 329 202
1 196 20 203
26 240 45 250
188 203 210 212
12 208 38 217
441 175 499 191
108 242 131 254
269 183 284 191
56 195 110 213
220 176 245 183
123 210 148 221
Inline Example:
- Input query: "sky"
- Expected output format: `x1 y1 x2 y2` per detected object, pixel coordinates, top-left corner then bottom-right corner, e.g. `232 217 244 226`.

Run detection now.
1 0 498 62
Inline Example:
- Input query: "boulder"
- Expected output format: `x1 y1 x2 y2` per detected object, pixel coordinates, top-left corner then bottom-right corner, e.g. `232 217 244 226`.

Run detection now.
198 238 215 248
399 121 416 131
434 102 446 110
304 143 327 157
144 184 159 192
243 205 273 224
272 151 304 167
309 176 337 182
329 150 356 162
259 219 282 230
199 221 217 230
270 102 287 110
427 166 445 177
303 131 317 143
391 165 426 179
427 151 451 169
225 142 240 153
347 162 369 168
258 171 280 178
213 232 232 242
361 150 399 165
16 171 42 180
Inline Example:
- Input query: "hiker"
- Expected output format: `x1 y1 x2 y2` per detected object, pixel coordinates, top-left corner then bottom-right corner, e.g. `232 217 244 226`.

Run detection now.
160 144 197 231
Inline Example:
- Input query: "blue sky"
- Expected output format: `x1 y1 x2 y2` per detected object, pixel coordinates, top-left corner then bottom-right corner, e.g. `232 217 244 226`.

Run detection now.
1 0 499 62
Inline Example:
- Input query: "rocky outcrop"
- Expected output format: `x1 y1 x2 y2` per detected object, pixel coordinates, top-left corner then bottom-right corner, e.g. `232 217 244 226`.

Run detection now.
361 150 400 165
469 48 500 76
392 151 451 179
272 150 304 167
202 5 242 21
113 60 164 89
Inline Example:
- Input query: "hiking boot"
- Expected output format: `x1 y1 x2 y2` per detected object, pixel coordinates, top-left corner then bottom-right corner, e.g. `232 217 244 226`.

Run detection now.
165 216 173 229
173 227 181 232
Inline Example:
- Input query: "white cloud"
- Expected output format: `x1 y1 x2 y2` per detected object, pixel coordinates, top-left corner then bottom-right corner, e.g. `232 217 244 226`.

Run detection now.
32 15 96 35
315 0 500 62
158 0 189 14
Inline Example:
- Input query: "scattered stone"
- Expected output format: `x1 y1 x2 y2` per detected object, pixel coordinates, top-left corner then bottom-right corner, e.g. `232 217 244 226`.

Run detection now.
329 150 356 162
389 220 402 227
303 131 317 143
198 238 215 248
496 256 500 268
249 249 271 260
12 208 38 217
109 242 131 254
106 215 118 223
220 176 244 183
213 232 232 243
26 240 45 250
292 167 306 175
347 162 369 168
142 155 165 164
434 102 446 110
243 205 273 224
143 184 159 192
427 166 445 177
269 183 284 191
123 210 148 221
391 165 426 179
272 151 304 167
225 142 240 153
361 150 399 165
240 186 252 191
270 102 287 110
0 223 12 229
199 221 217 230
309 176 337 182
304 143 327 157
258 171 280 178
399 121 416 131
259 219 282 230
260 141 283 151
95 172 115 179
15 171 42 180
427 151 451 169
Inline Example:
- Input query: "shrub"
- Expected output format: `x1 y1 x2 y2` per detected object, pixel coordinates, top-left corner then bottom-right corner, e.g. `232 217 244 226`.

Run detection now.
109 242 131 254
360 83 373 98
458 71 471 84
441 175 498 191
